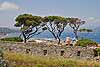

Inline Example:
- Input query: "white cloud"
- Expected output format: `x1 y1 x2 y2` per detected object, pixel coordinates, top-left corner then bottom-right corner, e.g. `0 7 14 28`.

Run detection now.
83 17 100 22
0 2 20 10
88 17 96 20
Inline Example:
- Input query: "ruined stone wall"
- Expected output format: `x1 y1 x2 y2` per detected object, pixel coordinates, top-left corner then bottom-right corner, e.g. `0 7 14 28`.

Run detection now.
0 42 95 60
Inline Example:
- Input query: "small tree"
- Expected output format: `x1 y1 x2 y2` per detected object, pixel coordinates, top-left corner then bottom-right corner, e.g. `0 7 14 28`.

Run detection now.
14 14 46 43
68 18 85 39
43 16 68 44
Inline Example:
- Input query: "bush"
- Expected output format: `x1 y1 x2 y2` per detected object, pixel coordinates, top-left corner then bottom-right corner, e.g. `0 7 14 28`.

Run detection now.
0 37 23 42
95 48 100 52
75 39 98 47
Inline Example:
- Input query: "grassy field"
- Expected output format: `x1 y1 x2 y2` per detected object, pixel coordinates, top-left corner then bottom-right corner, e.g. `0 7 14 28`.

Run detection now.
3 51 100 67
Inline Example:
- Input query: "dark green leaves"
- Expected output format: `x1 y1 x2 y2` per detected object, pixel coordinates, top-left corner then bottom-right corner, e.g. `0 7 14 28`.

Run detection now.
68 18 85 25
76 39 98 47
14 22 22 27
15 14 43 31
79 28 93 32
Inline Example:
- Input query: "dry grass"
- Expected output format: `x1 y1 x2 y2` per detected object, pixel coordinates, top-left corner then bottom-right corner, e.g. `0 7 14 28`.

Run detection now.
3 51 100 67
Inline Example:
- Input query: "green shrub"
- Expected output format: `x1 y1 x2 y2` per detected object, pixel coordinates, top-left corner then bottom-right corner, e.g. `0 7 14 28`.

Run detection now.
0 37 23 42
95 48 100 52
75 39 98 47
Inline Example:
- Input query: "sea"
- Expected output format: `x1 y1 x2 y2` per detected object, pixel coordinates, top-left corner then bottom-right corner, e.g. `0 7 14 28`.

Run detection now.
6 31 100 43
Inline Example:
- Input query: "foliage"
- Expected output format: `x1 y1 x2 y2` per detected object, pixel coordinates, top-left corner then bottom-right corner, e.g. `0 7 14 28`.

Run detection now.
68 18 85 39
14 14 86 44
75 39 98 47
95 48 100 53
4 52 100 67
43 16 68 44
14 14 46 43
0 37 23 42
79 28 93 32
79 28 93 39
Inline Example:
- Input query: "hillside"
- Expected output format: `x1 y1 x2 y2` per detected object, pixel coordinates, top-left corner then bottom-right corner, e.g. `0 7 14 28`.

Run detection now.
94 27 100 32
0 27 20 33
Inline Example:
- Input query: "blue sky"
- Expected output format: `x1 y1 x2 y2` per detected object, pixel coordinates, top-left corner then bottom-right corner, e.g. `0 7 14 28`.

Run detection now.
0 0 100 28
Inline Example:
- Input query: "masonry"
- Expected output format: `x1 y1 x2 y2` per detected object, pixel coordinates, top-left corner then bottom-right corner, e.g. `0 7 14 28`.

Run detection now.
0 42 98 60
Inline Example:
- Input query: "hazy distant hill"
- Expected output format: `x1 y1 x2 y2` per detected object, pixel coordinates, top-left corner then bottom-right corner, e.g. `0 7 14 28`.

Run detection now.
0 26 99 34
94 27 100 32
0 27 20 33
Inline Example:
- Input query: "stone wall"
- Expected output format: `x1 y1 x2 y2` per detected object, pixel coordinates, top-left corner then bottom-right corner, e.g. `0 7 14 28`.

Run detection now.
0 42 96 60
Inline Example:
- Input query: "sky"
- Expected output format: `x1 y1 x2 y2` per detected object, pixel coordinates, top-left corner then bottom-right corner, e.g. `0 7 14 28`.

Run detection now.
0 0 100 28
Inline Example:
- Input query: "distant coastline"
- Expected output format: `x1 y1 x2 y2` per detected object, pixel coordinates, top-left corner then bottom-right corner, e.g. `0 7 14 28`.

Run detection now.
0 27 100 43
5 32 100 43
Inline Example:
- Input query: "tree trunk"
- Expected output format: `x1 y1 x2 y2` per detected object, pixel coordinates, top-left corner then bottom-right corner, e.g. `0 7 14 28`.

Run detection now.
51 32 57 39
22 32 27 43
58 38 61 45
74 30 78 40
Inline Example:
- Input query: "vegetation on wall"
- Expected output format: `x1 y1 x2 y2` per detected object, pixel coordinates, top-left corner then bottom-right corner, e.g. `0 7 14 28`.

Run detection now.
95 48 100 53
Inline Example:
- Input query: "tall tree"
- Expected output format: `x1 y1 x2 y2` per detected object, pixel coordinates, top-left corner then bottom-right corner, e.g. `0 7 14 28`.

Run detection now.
43 16 68 44
68 18 85 39
14 14 46 43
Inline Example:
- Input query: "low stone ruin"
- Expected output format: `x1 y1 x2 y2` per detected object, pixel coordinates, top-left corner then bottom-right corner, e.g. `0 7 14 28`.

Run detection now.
0 42 100 60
